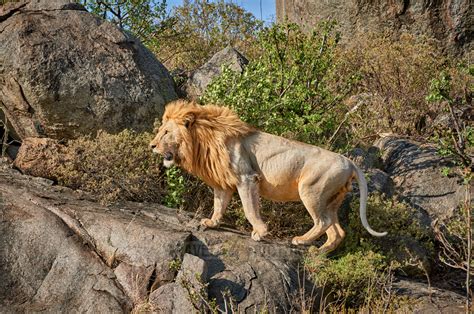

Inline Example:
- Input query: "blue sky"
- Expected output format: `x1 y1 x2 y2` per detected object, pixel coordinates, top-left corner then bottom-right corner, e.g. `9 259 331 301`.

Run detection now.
165 0 277 23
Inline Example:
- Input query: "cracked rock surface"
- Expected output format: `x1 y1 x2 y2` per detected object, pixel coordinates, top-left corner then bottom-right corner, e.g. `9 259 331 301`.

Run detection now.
0 161 308 312
0 0 177 140
276 0 473 55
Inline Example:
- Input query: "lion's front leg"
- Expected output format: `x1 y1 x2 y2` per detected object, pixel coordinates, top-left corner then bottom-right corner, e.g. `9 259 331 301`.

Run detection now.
201 188 233 228
237 174 268 241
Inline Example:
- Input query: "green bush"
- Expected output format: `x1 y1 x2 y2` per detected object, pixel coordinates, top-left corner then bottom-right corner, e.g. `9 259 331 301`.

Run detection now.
342 193 434 277
203 22 350 147
426 63 474 170
80 0 171 50
306 250 387 307
303 193 435 307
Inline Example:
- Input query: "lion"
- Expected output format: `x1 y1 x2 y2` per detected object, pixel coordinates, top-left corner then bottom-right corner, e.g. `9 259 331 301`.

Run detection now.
150 100 387 253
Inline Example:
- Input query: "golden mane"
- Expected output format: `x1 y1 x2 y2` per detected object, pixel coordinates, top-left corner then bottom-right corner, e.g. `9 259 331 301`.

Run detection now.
163 100 255 190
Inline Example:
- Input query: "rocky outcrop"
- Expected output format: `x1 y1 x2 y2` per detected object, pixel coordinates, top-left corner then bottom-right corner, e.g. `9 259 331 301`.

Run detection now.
0 161 308 312
374 136 471 221
2 135 470 311
184 46 248 99
0 0 177 140
348 136 472 278
276 0 473 55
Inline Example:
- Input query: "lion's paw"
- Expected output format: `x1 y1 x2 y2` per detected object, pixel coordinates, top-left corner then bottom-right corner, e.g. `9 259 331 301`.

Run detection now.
200 218 219 228
291 236 307 246
251 227 268 241
251 230 263 241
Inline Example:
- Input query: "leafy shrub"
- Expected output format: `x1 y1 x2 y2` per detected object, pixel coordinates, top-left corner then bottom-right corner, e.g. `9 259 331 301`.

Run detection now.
303 193 435 307
203 22 350 147
338 33 445 142
341 193 434 277
343 194 433 252
57 130 165 204
80 0 171 50
306 250 387 307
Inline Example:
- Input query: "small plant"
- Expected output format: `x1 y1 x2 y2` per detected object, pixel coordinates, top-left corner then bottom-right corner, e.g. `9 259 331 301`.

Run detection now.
168 258 182 272
426 63 473 310
163 165 187 208
303 193 435 309
426 65 474 170
343 193 434 276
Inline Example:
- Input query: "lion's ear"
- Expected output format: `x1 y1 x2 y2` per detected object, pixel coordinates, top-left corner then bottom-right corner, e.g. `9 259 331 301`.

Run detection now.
184 113 195 129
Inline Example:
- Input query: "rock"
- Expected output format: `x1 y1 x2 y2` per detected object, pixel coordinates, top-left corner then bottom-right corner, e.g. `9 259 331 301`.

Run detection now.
185 46 248 98
366 168 394 196
374 136 470 221
188 233 307 312
365 135 474 279
349 146 384 171
0 162 310 312
348 147 394 195
276 0 473 55
0 176 132 312
394 279 466 313
0 0 177 140
177 253 208 286
13 137 69 180
149 253 208 312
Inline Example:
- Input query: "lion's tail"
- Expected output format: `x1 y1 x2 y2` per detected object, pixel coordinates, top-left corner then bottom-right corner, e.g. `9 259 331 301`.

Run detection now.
353 165 388 237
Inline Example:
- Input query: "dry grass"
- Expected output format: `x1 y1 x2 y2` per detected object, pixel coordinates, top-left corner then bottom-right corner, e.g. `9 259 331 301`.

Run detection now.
335 33 446 143
57 130 165 205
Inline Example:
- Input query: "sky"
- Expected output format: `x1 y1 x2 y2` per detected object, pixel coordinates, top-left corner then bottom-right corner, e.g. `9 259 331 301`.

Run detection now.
165 0 277 24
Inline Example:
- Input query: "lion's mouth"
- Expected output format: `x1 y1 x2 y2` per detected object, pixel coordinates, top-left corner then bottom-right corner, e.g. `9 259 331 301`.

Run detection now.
163 151 173 161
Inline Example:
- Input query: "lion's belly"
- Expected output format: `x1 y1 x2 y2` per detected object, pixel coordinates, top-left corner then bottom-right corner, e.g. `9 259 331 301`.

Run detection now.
259 179 301 202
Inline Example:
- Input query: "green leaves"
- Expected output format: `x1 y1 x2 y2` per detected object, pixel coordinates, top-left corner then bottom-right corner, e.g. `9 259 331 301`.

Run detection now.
164 165 187 208
426 70 452 103
80 0 172 49
203 22 345 147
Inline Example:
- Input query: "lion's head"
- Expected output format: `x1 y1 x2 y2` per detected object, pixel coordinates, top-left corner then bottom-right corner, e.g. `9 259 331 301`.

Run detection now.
150 100 254 189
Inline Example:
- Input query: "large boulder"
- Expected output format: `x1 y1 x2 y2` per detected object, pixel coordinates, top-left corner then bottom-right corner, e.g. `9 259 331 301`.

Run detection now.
374 136 470 221
0 0 177 140
276 0 473 55
0 161 310 312
184 46 248 99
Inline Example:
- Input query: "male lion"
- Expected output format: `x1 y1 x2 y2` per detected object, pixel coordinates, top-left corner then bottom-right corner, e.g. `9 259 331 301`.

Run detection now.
150 100 387 253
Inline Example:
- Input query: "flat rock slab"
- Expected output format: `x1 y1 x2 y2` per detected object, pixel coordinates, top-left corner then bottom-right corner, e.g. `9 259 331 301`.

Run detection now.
0 162 308 312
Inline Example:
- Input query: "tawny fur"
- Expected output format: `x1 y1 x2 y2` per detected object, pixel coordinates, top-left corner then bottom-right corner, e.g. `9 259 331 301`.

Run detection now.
151 99 387 251
160 100 254 190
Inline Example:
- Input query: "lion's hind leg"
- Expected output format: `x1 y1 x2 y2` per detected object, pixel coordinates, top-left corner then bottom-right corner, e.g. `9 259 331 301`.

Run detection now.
291 183 332 246
317 185 349 254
